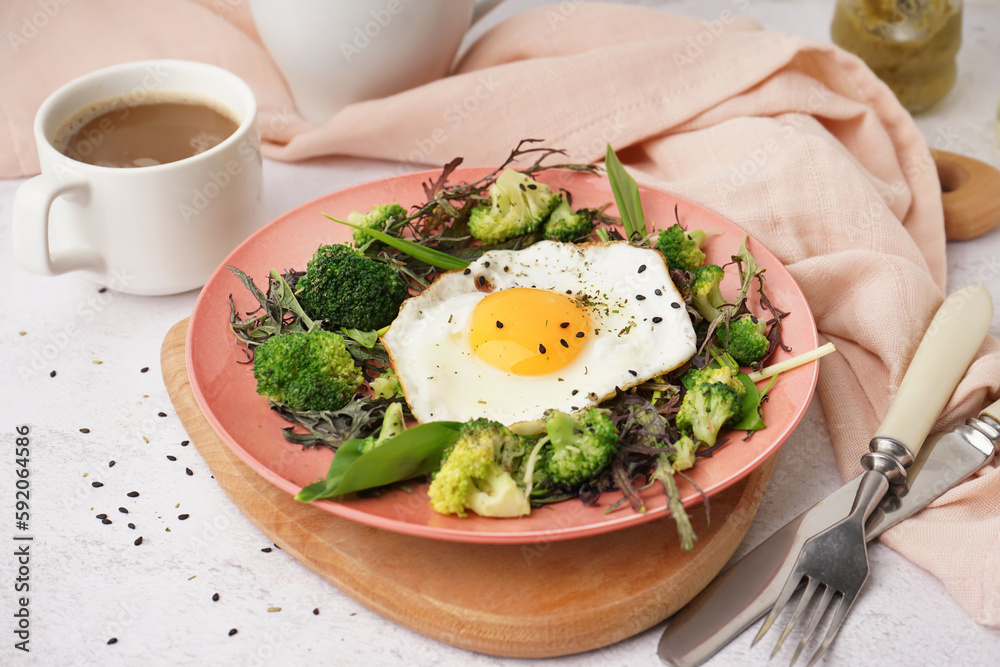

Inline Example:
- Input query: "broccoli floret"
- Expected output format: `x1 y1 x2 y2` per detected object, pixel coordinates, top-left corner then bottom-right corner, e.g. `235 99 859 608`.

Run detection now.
349 202 407 250
542 198 594 242
675 364 746 447
253 329 364 411
468 168 561 244
655 223 710 271
721 314 769 366
358 401 406 454
538 409 618 486
296 243 409 331
681 364 746 397
427 419 530 518
369 367 402 400
691 264 727 322
671 434 698 472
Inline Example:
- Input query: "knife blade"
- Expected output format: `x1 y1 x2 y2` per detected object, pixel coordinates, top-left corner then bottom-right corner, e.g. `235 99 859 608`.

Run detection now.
658 285 997 667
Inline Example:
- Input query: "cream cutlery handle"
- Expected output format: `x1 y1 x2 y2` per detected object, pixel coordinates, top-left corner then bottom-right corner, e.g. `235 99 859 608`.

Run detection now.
978 397 1000 423
875 285 993 457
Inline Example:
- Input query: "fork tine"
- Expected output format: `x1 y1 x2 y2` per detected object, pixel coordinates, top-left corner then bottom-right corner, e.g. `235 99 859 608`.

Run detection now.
771 577 820 657
752 571 803 646
803 590 859 667
789 585 836 666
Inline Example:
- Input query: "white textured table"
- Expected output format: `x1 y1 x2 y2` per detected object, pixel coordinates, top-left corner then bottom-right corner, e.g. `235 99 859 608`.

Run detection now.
3 1 1000 665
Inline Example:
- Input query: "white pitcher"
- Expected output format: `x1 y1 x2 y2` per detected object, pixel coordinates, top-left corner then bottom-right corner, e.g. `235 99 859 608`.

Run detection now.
249 0 505 125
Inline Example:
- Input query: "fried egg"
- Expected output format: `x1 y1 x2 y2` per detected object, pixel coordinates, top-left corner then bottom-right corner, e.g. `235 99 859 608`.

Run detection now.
381 241 697 430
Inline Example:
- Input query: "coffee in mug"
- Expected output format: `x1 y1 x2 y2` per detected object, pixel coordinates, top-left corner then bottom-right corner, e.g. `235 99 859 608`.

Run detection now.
13 60 262 296
55 95 239 169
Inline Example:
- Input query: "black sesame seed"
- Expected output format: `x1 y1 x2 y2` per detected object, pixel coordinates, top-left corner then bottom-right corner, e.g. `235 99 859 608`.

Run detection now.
80 428 91 434
560 339 568 348
92 481 104 488
519 183 527 191
504 266 510 272
109 460 116 468
119 507 128 514
178 514 189 520
638 264 647 273
186 468 193 476
477 276 486 287
629 370 638 377
180 440 189 447
141 367 149 373
636 294 646 301
575 332 585 338
528 183 538 190
107 637 117 645
49 370 57 378
655 289 663 296
483 261 490 268
127 491 140 498
538 344 546 354
167 455 177 461
96 513 108 520
671 302 681 309
134 537 143 546
571 406 578 411
128 523 135 529
261 547 272 553
102 518 112 525
463 268 471 275
99 287 108 294
496 320 503 329
652 316 663 323
157 411 167 418
313 608 320 615
750 315 759 324
228 629 238 637
571 389 579 395
560 322 570 328
212 593 220 602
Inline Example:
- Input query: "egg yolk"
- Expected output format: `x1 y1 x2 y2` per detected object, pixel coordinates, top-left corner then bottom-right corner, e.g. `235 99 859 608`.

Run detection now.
469 288 591 376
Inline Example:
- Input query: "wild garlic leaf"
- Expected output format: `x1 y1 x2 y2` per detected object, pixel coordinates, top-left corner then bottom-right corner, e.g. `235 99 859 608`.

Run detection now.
604 143 646 243
325 214 470 271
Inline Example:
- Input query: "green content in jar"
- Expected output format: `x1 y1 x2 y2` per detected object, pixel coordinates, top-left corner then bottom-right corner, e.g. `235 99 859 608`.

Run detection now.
831 0 962 113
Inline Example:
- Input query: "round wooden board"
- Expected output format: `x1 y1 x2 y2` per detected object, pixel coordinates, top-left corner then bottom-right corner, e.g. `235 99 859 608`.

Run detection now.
161 318 776 658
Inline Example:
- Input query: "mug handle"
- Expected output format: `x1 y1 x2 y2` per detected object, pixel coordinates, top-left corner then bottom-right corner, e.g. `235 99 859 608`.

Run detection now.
13 174 104 275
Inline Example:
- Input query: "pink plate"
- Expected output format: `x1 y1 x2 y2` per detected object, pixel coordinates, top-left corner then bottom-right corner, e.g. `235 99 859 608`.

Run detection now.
186 168 819 544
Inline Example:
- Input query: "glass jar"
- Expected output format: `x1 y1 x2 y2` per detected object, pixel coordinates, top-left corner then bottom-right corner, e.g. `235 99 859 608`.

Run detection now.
831 0 963 113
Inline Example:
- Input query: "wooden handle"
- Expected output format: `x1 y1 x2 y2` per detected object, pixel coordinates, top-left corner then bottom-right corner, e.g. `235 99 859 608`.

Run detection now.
933 150 1000 241
876 285 993 456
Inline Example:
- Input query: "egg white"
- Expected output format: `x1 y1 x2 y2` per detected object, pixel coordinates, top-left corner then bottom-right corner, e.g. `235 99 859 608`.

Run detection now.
381 241 697 429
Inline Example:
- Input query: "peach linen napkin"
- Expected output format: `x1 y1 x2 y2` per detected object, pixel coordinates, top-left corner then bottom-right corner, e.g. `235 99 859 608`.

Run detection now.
3 1 999 626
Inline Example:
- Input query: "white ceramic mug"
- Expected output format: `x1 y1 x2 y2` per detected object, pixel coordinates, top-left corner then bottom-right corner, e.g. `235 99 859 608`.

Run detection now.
249 0 504 125
13 59 263 296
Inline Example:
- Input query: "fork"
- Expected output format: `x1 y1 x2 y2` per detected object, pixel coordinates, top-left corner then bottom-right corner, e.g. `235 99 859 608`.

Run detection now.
751 285 994 666
752 469 887 666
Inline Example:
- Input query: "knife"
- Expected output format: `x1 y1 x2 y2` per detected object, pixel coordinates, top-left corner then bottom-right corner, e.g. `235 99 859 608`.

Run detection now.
658 284 996 667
